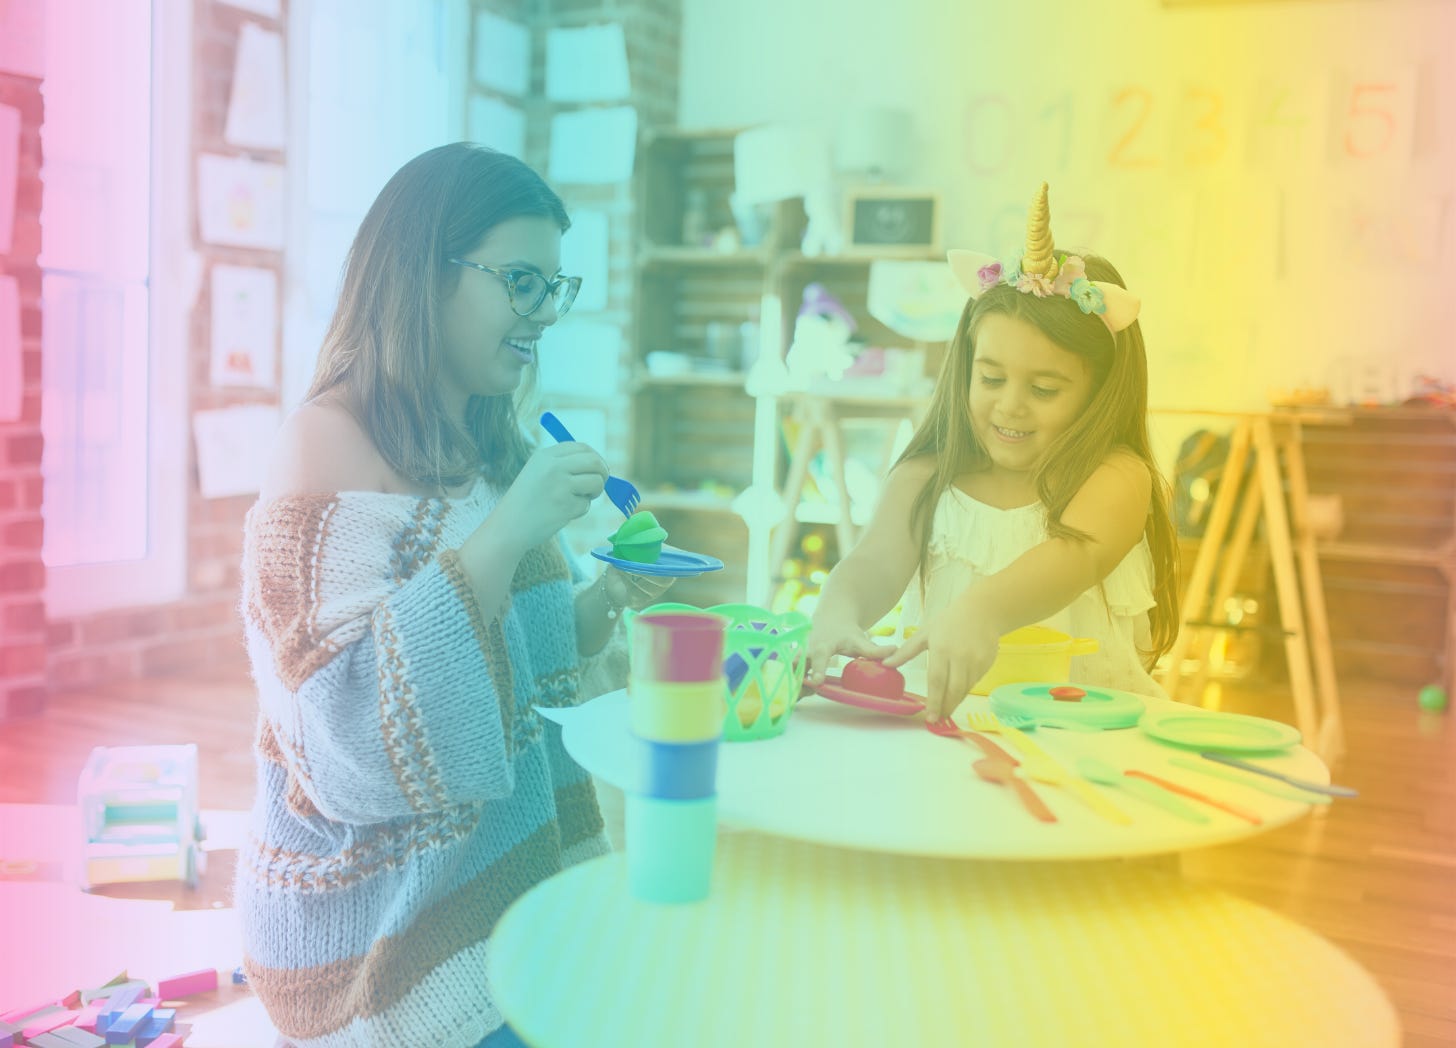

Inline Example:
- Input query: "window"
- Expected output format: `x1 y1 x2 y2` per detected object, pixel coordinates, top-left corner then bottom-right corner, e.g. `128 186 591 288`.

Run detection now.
41 1 188 614
281 0 464 408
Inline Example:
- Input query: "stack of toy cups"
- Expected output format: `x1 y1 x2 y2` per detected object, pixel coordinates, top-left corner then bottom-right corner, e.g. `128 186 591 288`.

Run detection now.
625 610 728 903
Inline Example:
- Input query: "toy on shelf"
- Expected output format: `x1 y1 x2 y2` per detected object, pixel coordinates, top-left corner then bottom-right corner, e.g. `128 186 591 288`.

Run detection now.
786 283 859 385
77 744 204 891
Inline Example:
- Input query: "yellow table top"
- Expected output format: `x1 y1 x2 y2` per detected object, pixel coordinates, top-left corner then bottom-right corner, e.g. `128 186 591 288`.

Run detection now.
490 833 1398 1048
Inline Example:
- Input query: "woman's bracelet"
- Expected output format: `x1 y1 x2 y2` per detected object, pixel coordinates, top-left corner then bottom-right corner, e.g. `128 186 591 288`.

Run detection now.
599 573 627 621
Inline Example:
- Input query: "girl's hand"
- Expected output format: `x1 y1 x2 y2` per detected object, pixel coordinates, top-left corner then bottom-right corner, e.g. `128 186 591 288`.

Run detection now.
495 443 608 550
603 566 674 611
882 614 999 722
804 614 895 687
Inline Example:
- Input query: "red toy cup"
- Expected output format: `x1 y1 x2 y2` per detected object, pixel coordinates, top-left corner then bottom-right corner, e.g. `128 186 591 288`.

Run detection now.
630 611 729 684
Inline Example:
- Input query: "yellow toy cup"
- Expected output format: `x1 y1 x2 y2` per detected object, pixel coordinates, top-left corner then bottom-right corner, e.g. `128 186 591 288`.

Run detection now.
902 623 1099 695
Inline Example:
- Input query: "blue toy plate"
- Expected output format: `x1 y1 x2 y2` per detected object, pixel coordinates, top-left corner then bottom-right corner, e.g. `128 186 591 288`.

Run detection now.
591 544 725 578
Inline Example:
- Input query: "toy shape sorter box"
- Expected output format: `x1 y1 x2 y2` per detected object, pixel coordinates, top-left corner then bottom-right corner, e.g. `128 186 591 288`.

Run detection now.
77 744 205 890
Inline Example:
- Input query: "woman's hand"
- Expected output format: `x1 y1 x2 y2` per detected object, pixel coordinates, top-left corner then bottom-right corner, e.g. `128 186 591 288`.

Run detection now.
494 443 608 551
881 609 999 722
804 612 895 688
603 567 674 613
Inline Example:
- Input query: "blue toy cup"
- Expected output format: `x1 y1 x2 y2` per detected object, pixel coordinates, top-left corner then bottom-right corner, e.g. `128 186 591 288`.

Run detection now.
625 793 718 903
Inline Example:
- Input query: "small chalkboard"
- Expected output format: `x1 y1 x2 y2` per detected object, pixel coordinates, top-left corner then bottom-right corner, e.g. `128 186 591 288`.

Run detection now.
844 190 941 256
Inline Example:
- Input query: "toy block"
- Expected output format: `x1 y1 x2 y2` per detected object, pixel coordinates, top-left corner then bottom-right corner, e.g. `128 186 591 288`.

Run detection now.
44 1029 108 1048
155 970 216 1000
1 1000 56 1025
75 1002 104 1031
0 1019 14 1048
105 1003 154 1045
134 1009 175 1047
25 1034 77 1048
144 1036 184 1048
100 986 146 1025
82 975 136 1005
60 990 83 1009
23 1009 79 1040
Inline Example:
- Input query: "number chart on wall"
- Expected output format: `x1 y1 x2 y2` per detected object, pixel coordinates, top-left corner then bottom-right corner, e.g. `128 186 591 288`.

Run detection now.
959 68 1445 277
954 65 1451 404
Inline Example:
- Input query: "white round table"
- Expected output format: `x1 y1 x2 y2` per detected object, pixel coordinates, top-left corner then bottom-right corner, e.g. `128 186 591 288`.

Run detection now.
490 833 1398 1048
542 689 1332 860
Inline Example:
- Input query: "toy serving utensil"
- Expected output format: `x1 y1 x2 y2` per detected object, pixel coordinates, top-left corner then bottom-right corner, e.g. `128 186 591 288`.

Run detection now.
1199 752 1357 798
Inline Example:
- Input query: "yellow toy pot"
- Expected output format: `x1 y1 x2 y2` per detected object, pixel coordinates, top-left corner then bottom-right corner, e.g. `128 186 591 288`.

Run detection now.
971 625 1099 695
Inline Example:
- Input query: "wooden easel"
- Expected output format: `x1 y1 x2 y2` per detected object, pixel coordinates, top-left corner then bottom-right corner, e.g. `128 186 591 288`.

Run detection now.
767 392 926 586
1160 412 1345 764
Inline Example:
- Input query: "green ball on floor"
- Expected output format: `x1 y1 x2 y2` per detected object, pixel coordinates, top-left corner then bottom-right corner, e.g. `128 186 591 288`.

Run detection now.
1417 684 1448 711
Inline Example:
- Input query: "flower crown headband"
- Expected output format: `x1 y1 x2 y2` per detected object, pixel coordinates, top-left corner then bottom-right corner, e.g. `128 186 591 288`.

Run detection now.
947 183 1141 334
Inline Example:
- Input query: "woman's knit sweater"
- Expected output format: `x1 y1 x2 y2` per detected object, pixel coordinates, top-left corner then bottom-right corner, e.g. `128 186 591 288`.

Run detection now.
236 480 616 1047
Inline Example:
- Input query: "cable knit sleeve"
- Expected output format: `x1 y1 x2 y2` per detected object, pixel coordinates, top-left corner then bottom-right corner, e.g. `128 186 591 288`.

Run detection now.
240 492 555 824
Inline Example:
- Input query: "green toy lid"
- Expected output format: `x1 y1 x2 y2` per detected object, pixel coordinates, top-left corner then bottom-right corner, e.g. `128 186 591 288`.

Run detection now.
988 682 1147 730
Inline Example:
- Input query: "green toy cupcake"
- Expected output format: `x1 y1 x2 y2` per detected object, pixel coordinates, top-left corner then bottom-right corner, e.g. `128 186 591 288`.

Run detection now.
609 510 668 563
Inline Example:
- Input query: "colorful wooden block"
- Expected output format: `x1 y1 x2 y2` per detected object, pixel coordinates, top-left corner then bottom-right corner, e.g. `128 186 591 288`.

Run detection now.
23 1009 79 1040
59 990 83 1010
104 1003 154 1045
135 1008 175 1047
75 1002 104 1031
155 969 216 1000
101 985 144 1022
23 1034 76 1048
0 1001 55 1025
143 1035 184 1048
45 1028 108 1048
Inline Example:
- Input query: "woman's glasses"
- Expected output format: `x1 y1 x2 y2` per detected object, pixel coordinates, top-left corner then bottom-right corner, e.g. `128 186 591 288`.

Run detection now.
449 258 582 318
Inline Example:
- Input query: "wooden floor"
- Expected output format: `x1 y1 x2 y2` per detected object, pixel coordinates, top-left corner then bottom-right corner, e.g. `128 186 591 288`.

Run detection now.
2 670 1453 1045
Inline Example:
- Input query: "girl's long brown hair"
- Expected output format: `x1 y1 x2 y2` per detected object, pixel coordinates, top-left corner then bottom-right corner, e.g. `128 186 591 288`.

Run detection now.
895 252 1180 666
306 143 570 490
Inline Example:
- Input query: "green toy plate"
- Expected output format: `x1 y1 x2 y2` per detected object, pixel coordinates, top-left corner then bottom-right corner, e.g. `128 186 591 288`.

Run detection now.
988 682 1146 730
1139 709 1301 753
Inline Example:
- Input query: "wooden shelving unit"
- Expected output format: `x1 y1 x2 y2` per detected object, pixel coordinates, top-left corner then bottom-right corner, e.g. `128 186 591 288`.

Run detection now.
1296 406 1456 694
632 126 945 607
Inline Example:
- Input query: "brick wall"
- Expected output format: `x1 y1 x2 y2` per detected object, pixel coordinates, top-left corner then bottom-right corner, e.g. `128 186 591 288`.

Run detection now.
43 1 289 701
0 55 46 719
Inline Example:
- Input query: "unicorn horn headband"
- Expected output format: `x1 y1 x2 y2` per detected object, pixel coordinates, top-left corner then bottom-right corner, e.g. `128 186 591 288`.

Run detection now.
947 183 1141 334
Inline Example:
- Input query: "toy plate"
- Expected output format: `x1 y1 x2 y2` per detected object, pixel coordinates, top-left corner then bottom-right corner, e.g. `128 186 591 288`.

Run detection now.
989 682 1147 730
1139 709 1301 753
590 545 725 578
815 678 926 716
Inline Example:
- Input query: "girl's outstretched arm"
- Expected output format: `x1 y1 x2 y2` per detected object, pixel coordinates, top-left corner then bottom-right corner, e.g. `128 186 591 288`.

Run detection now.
804 456 934 685
886 450 1151 719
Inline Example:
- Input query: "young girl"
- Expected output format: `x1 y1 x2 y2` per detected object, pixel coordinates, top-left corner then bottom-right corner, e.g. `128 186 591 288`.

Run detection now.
238 144 670 1048
806 183 1179 721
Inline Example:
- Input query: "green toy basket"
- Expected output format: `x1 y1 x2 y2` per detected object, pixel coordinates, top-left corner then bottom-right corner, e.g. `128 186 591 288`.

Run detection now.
626 602 810 741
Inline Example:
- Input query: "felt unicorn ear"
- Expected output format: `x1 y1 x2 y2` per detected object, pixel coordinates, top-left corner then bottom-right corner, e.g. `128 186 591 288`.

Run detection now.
947 249 1003 298
1091 282 1141 333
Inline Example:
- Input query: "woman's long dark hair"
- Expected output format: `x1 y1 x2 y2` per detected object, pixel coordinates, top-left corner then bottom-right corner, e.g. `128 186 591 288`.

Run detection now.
306 143 570 490
895 253 1180 666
